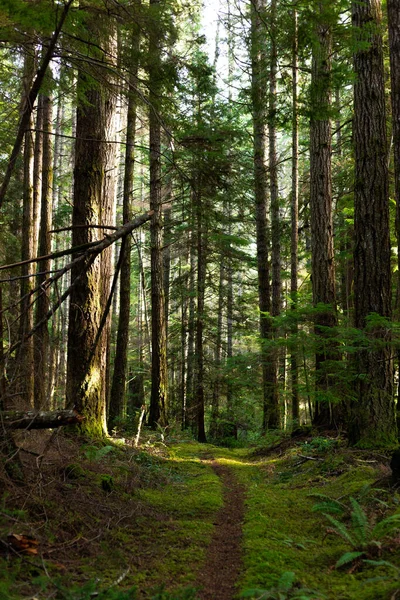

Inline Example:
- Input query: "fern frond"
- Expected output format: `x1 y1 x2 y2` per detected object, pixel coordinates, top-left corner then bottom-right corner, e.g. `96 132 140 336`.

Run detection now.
277 571 296 592
372 514 400 540
335 551 365 569
323 514 355 547
312 501 345 515
349 498 369 547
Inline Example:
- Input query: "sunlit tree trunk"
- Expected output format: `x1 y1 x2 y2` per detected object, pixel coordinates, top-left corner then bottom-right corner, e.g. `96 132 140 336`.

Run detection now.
34 89 53 410
185 228 196 430
18 47 36 409
210 261 224 436
66 11 117 437
290 9 299 424
109 25 140 429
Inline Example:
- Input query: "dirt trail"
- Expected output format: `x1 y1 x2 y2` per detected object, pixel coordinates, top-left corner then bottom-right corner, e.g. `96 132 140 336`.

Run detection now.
196 458 245 600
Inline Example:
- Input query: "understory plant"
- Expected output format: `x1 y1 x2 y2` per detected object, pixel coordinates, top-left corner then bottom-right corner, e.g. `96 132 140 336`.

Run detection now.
240 571 326 600
317 496 400 569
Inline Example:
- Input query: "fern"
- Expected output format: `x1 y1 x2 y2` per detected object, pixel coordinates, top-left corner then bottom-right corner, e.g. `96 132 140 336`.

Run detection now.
309 493 346 516
372 513 400 539
240 572 326 599
349 498 369 547
277 571 296 592
335 551 365 569
323 513 356 547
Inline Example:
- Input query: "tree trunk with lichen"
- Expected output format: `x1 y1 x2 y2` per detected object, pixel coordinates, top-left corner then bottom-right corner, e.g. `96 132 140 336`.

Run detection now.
349 0 397 447
387 0 400 417
66 10 117 438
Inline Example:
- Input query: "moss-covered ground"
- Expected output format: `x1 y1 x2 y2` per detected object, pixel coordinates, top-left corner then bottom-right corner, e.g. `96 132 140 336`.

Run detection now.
0 430 399 599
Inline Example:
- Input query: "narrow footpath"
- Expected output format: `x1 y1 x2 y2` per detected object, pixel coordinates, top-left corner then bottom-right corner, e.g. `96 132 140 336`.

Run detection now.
196 458 245 600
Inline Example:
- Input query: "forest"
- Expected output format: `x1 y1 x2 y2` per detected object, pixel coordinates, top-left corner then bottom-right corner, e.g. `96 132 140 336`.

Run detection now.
1 0 400 598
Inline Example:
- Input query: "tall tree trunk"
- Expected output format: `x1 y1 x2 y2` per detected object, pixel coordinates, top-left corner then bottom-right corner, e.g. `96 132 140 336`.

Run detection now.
250 0 276 431
109 25 140 429
309 3 337 428
47 89 64 407
350 0 396 446
268 0 280 429
226 216 233 419
179 253 188 429
195 187 207 443
388 0 400 300
148 0 168 428
66 10 117 438
18 47 36 409
210 261 224 436
34 90 53 410
387 0 400 416
185 228 196 430
290 9 299 424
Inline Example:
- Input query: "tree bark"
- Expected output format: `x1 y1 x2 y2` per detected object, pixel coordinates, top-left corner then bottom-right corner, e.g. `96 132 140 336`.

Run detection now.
18 47 36 409
250 0 275 431
268 0 280 429
66 8 117 438
387 0 400 420
109 24 140 429
148 0 168 428
34 89 53 410
0 409 83 430
309 2 337 428
350 0 396 446
290 9 299 424
195 187 207 443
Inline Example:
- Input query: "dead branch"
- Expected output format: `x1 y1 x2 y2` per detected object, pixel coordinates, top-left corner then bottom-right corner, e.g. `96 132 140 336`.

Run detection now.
0 409 83 430
6 211 154 355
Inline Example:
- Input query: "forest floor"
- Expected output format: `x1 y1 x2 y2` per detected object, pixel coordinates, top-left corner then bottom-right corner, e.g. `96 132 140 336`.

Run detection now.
1 428 400 599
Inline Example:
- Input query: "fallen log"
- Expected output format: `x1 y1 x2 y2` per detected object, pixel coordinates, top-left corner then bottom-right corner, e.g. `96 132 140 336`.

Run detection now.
0 409 84 430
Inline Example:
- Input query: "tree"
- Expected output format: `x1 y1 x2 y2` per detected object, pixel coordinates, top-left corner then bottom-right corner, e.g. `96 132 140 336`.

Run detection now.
109 21 141 430
66 6 117 437
309 1 337 427
250 0 274 431
148 0 168 429
350 0 397 446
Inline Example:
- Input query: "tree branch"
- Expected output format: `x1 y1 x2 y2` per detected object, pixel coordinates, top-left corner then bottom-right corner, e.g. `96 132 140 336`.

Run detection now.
0 0 74 207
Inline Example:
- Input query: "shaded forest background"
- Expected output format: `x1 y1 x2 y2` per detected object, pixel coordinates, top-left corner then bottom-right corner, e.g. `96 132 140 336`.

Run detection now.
0 0 399 451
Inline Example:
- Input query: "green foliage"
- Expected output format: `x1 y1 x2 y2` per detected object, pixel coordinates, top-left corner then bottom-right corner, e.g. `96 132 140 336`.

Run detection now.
54 579 138 599
320 497 400 568
81 444 114 462
299 437 339 455
150 586 197 599
240 571 326 600
309 492 347 516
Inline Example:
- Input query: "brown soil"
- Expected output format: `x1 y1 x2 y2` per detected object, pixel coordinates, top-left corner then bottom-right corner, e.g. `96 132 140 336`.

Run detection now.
195 459 245 600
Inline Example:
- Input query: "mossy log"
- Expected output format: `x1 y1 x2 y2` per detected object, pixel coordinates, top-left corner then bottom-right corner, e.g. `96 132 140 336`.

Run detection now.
0 409 83 430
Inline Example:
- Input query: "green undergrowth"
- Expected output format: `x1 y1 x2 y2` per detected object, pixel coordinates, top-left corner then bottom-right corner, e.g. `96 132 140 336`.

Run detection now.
0 435 222 599
219 437 400 600
1 432 400 599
